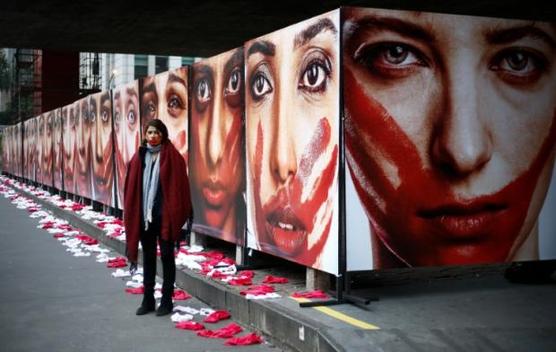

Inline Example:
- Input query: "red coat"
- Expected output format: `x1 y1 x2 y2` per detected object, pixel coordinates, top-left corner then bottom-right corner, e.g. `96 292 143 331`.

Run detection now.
124 140 191 263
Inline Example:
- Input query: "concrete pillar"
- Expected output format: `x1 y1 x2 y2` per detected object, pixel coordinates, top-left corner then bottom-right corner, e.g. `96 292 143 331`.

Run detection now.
306 268 330 291
236 245 248 265
189 231 206 248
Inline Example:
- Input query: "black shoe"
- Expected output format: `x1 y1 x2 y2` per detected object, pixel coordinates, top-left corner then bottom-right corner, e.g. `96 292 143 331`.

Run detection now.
156 302 173 316
136 304 155 315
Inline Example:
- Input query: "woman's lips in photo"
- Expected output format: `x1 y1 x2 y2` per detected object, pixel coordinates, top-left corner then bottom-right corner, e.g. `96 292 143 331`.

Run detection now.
418 201 507 239
202 180 225 207
64 167 73 180
94 164 112 188
264 205 307 254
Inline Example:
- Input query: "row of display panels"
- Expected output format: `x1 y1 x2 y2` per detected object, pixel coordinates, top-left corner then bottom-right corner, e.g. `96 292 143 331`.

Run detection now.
2 8 556 275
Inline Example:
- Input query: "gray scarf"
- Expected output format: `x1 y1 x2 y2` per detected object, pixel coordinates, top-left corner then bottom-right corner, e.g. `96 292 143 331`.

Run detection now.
142 144 161 230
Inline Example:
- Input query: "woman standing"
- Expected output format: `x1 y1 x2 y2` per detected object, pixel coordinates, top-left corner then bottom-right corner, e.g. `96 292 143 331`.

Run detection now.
124 119 191 316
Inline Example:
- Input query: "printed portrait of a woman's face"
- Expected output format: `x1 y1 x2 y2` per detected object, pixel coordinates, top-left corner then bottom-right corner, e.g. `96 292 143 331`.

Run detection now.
42 111 54 187
17 125 22 177
190 48 246 244
29 118 37 181
35 114 44 184
343 8 556 269
53 109 63 190
23 120 31 180
113 81 141 209
90 92 114 206
17 124 22 177
75 97 93 199
1 128 6 172
141 67 188 164
246 12 340 272
11 125 19 177
63 104 76 194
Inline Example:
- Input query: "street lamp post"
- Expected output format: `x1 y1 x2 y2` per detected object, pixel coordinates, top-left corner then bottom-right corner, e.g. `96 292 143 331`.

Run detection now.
108 69 118 90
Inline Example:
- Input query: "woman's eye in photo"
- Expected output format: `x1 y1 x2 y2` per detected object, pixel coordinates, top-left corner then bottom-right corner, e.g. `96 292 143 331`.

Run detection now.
114 110 121 123
489 48 547 85
144 101 157 119
250 70 273 100
382 45 412 64
225 68 242 95
354 42 428 78
101 109 109 123
168 95 183 109
167 94 184 117
90 111 96 123
194 77 212 113
196 79 212 103
127 110 136 125
299 57 331 93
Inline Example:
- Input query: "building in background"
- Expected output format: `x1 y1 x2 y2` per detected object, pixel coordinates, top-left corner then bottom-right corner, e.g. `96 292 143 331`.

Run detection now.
0 48 44 124
1 48 80 124
79 53 199 91
0 48 16 113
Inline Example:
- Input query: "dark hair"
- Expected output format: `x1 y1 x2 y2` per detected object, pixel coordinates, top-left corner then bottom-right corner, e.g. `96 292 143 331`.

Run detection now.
143 119 169 143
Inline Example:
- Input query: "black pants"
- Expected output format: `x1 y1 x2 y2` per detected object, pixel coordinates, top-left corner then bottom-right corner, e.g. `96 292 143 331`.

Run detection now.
140 222 175 303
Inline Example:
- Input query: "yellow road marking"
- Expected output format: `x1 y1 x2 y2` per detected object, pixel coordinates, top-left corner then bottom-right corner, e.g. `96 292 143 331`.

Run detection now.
291 298 380 330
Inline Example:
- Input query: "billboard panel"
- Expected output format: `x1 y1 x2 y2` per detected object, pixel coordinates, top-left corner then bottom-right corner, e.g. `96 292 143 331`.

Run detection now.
343 8 556 270
74 97 93 199
42 111 55 187
113 81 141 209
1 126 7 173
23 120 30 179
28 117 38 182
190 48 246 244
245 10 341 274
53 109 63 190
62 104 76 194
90 91 115 206
2 126 11 174
15 123 22 177
35 114 44 185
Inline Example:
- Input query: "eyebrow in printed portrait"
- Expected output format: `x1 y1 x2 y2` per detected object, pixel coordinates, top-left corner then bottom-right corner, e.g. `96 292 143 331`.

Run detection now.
247 40 276 58
294 17 338 48
225 48 244 71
